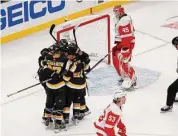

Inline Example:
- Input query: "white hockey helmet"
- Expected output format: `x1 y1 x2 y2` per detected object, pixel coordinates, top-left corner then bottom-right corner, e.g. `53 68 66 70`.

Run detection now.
113 90 126 101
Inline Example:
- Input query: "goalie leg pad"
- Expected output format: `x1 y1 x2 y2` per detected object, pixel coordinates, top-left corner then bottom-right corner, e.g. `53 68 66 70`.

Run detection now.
112 49 122 76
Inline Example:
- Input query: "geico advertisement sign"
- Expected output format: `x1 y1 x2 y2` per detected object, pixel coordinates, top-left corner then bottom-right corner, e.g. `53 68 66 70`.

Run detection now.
0 0 65 30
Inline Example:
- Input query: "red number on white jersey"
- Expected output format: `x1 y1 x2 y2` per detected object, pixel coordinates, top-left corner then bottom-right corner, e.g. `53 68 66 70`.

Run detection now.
105 111 120 127
119 24 132 35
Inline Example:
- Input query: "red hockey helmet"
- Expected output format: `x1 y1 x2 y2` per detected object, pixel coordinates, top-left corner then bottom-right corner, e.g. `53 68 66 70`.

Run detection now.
113 5 125 17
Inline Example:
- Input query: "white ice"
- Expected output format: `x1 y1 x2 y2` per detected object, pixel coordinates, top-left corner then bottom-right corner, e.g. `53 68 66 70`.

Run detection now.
1 1 178 136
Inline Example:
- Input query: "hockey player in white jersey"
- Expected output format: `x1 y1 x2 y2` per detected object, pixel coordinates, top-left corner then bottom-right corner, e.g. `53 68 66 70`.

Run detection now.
112 5 137 89
94 90 127 136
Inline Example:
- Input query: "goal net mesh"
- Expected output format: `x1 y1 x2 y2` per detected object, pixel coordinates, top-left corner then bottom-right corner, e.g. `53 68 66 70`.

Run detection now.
55 14 111 64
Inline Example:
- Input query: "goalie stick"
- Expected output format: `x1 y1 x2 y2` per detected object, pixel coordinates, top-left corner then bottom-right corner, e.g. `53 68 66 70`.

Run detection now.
86 51 112 76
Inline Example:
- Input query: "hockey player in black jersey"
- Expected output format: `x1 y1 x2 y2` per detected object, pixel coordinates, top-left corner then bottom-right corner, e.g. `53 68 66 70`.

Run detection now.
63 43 90 125
76 50 91 119
38 39 68 88
68 43 91 117
161 36 178 112
39 43 68 132
38 47 53 89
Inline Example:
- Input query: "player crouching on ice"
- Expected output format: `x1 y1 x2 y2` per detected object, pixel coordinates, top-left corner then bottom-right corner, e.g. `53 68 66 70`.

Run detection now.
112 5 137 89
94 90 127 136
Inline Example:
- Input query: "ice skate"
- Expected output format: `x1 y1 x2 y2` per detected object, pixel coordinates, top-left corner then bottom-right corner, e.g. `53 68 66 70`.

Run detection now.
42 116 53 127
121 76 137 90
52 110 56 120
78 113 85 120
84 106 91 116
118 78 124 85
72 116 79 126
64 117 69 125
160 105 173 113
54 122 67 133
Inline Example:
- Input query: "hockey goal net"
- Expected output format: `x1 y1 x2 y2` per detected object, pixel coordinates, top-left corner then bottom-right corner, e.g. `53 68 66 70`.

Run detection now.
54 14 111 64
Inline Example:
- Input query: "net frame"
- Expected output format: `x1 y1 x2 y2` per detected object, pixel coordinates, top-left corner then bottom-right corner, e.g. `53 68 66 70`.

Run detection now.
56 14 111 64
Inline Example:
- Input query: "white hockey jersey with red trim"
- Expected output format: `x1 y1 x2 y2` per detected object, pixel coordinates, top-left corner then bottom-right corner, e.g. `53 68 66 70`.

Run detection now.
95 103 124 133
114 15 135 46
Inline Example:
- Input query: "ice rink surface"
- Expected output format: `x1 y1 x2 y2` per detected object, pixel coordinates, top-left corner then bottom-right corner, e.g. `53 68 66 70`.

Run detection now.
1 1 178 136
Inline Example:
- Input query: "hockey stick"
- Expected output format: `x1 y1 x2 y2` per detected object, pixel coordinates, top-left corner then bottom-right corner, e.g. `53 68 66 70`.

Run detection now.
72 24 82 54
85 51 112 96
72 24 112 96
49 24 58 43
72 24 80 47
7 78 52 97
86 51 112 75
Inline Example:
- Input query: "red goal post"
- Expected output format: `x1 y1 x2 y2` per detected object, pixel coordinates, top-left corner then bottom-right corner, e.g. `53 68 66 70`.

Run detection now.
55 14 111 64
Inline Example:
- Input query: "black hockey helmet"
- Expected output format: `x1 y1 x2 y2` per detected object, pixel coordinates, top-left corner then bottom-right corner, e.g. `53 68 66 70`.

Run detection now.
172 36 178 47
66 43 78 55
40 48 51 57
50 43 66 53
48 43 59 53
59 39 68 47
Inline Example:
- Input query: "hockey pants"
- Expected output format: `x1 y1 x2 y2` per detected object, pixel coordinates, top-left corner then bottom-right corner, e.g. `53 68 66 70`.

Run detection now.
80 88 87 113
44 86 66 124
63 87 85 120
166 78 178 106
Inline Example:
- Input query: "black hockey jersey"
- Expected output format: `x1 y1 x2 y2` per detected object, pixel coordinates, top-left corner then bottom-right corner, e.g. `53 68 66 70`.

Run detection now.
63 59 90 89
39 55 67 89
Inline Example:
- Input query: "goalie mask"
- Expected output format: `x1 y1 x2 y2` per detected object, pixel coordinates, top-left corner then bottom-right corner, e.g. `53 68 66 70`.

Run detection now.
113 5 125 17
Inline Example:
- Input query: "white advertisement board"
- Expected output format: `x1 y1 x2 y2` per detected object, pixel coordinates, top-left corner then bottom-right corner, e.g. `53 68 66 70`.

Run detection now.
0 0 97 37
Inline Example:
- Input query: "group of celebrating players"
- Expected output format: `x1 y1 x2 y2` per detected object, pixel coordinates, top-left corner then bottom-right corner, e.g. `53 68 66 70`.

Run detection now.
37 39 91 132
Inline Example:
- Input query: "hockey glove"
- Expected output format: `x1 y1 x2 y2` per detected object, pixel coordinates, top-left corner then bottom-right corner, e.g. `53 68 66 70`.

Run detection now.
82 51 89 58
118 127 126 136
114 41 120 44
117 120 126 136
83 57 90 65
42 60 47 66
